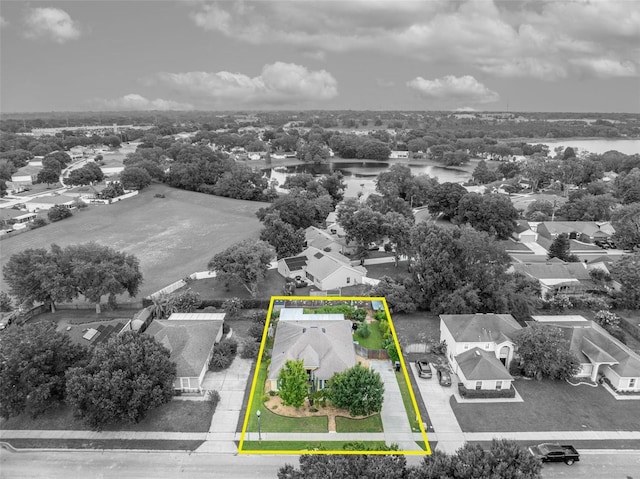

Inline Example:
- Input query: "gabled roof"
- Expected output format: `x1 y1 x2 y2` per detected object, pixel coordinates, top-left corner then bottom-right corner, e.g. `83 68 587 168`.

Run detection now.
146 319 223 378
303 246 366 280
512 262 591 280
440 314 521 344
538 221 615 237
269 319 356 381
26 195 75 205
456 347 513 381
514 220 533 234
582 338 617 364
305 226 343 251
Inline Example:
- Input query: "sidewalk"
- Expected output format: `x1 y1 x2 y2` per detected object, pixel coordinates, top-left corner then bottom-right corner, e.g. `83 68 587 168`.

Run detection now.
370 360 423 451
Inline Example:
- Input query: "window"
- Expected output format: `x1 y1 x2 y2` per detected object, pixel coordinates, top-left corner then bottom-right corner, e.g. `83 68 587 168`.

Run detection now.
346 277 351 284
464 343 469 350
475 381 482 390
630 378 637 388
496 381 502 390
485 343 490 349
181 378 190 390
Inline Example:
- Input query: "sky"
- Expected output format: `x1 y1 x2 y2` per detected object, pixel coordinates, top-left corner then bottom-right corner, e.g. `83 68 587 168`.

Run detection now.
1 0 639 113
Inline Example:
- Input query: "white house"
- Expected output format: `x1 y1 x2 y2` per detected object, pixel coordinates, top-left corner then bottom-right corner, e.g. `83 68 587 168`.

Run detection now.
440 313 521 391
25 194 76 212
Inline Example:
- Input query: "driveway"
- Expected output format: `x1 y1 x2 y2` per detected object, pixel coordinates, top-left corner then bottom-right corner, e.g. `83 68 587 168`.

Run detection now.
409 361 464 453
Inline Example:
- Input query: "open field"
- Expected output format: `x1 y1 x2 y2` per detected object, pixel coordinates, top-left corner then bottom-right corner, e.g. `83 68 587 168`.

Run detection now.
451 379 640 432
0 396 214 433
0 184 267 298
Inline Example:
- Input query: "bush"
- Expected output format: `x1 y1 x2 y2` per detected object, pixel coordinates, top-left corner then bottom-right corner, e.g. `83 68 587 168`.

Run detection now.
547 294 572 311
508 360 525 377
352 309 367 322
373 311 387 322
208 338 238 371
206 390 220 412
47 205 72 222
217 338 238 356
240 340 260 359
356 322 370 339
248 323 265 342
458 383 516 399
29 218 47 229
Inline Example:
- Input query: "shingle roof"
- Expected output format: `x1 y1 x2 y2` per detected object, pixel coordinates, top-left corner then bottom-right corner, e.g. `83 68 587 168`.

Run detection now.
441 314 521 344
269 319 356 381
146 319 223 378
304 247 366 280
512 262 591 280
539 221 615 237
456 348 514 381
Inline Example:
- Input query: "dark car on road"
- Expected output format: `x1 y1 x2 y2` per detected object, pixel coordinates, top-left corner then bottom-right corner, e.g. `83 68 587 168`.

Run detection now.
437 369 452 387
415 359 432 379
528 443 580 465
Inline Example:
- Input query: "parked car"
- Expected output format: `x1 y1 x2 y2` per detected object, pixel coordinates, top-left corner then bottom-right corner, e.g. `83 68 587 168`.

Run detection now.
437 369 452 387
415 359 432 379
528 443 580 465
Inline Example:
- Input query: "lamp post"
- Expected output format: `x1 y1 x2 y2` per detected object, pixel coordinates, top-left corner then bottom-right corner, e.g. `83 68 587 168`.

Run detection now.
256 409 262 441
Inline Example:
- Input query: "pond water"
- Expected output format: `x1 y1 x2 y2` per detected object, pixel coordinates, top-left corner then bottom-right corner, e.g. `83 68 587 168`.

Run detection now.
265 161 472 197
529 138 639 156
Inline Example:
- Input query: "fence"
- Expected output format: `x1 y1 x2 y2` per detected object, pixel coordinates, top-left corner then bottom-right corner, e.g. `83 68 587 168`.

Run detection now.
361 277 380 286
148 279 187 300
403 343 430 354
189 271 217 280
55 301 143 311
354 344 389 360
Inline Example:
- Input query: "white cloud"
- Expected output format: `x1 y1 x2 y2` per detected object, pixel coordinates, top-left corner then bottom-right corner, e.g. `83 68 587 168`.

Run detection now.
153 62 338 106
455 107 477 112
24 7 81 43
0 16 8 28
569 58 638 78
407 75 499 104
188 0 640 80
92 94 193 111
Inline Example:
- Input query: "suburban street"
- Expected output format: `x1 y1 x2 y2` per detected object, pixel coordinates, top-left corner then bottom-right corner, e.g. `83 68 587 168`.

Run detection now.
1 449 639 478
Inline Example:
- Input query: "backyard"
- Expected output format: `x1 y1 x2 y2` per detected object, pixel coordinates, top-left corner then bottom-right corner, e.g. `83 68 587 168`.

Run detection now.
451 379 640 432
0 184 267 298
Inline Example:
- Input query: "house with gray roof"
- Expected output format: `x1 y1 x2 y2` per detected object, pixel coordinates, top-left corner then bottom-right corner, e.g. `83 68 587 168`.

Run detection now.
145 312 225 394
531 316 640 392
277 246 367 291
267 318 356 392
440 314 520 391
510 261 596 297
537 221 615 243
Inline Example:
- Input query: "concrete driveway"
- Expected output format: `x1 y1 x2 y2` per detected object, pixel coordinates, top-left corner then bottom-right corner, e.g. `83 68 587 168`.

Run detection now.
409 361 464 453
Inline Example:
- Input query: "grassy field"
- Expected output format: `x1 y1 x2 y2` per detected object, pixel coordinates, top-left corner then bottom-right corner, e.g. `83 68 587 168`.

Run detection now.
0 400 214 433
335 414 383 433
245 362 328 433
353 320 384 349
451 379 640 432
0 184 267 298
186 269 287 300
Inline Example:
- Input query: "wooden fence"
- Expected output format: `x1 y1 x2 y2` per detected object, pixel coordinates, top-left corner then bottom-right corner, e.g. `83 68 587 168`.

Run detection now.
354 344 389 360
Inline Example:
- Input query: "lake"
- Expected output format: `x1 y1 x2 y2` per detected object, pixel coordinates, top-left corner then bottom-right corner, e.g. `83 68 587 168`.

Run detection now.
528 138 639 156
265 160 472 197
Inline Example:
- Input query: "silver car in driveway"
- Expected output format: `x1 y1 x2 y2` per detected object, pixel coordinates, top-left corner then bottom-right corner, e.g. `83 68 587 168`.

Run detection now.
415 359 432 379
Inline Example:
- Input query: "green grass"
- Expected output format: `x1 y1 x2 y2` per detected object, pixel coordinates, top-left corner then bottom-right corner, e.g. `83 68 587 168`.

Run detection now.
245 362 328 433
335 414 383 433
2 439 204 451
451 379 640 433
354 320 384 350
0 184 266 298
0 400 214 433
184 269 287 301
395 371 421 432
241 441 389 451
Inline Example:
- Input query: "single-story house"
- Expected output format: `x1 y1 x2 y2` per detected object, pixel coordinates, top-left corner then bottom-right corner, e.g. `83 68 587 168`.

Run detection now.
440 313 521 390
267 317 355 392
24 194 76 212
531 316 640 392
278 246 367 291
513 220 538 242
0 209 36 230
145 312 225 394
324 211 347 237
510 261 596 297
537 221 615 243
305 226 353 256
11 164 42 186
389 150 409 159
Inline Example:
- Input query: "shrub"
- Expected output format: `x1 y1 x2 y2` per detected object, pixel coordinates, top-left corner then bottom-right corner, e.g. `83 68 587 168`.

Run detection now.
268 390 277 397
373 311 387 322
383 338 399 362
206 390 220 412
209 350 233 371
508 360 525 377
248 323 265 342
47 205 72 222
29 218 47 229
547 294 572 311
241 340 260 359
458 383 516 399
594 310 620 328
356 322 370 339
222 297 243 318
217 338 238 357
352 309 367 322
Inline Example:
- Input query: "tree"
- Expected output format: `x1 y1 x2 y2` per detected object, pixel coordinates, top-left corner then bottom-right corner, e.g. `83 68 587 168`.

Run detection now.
119 166 152 190
260 214 306 259
99 182 125 199
36 167 60 186
47 205 73 222
367 276 416 313
357 139 391 161
62 243 143 313
425 182 467 220
0 322 87 418
0 291 13 312
547 233 579 262
338 206 387 249
277 360 308 408
257 189 334 230
208 239 275 297
65 332 176 429
610 254 640 309
318 171 346 205
525 199 554 221
66 162 104 185
279 454 407 479
611 203 640 250
376 164 413 200
471 160 498 184
556 193 617 221
328 363 384 416
455 193 519 240
383 211 414 266
512 326 580 380
213 164 275 201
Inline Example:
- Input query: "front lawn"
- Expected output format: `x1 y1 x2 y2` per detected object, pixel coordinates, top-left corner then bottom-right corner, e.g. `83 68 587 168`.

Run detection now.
244 362 328 433
451 379 640 432
364 261 411 282
241 440 389 451
0 400 214 433
354 320 384 350
335 414 383 433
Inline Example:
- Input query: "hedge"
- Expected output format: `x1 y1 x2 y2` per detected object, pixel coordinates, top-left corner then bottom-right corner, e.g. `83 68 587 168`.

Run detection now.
457 383 516 399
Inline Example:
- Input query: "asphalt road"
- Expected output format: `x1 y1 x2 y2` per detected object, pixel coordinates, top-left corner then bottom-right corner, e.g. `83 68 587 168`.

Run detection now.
1 449 638 479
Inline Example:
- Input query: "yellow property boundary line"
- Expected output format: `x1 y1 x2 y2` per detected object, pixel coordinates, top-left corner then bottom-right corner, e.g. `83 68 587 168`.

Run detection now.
238 295 431 455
